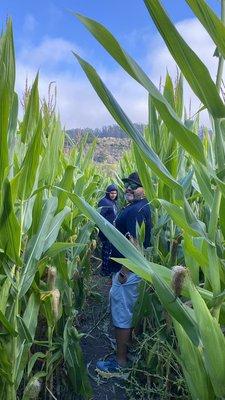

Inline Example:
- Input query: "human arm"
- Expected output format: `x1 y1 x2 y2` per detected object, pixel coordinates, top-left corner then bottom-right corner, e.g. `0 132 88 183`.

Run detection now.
98 198 110 219
124 203 152 248
142 206 152 248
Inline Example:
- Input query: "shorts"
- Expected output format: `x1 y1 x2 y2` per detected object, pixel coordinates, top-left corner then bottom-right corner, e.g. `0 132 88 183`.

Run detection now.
110 271 141 329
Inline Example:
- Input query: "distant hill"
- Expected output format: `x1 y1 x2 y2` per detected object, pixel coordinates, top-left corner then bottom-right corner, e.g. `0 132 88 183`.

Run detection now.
93 137 130 164
67 123 145 140
66 124 145 165
66 124 212 166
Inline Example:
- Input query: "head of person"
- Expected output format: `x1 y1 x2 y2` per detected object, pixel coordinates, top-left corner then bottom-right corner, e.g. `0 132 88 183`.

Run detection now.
105 184 118 201
122 172 144 203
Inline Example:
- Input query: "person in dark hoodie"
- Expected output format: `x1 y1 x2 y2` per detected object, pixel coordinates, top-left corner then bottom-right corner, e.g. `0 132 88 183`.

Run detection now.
96 172 152 377
98 184 118 276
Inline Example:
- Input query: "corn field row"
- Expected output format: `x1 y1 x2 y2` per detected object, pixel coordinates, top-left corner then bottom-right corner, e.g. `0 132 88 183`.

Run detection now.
1 0 225 399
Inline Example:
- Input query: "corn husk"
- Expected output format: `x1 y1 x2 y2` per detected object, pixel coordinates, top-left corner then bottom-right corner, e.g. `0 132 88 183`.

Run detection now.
51 289 60 320
47 266 57 290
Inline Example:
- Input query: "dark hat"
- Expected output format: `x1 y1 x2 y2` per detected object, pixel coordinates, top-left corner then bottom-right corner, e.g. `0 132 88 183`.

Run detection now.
105 184 118 200
122 172 142 187
106 184 118 193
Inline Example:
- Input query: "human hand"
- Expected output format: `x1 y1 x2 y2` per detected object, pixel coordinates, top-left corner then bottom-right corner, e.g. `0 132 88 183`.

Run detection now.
118 270 128 284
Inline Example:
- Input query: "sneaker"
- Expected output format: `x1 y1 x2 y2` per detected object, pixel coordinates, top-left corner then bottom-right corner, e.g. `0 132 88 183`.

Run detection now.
96 358 128 378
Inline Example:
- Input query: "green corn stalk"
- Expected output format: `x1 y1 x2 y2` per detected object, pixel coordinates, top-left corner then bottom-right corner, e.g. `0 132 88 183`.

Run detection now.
185 269 225 397
0 20 105 399
173 319 215 400
74 1 225 398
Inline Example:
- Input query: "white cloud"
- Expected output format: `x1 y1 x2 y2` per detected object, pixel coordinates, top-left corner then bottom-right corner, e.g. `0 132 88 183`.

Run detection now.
16 36 148 128
16 58 147 128
18 37 81 70
15 18 220 129
147 18 217 123
147 18 217 79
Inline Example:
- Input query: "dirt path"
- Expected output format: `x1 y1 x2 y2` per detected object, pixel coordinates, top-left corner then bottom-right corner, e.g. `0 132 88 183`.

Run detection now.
80 276 127 400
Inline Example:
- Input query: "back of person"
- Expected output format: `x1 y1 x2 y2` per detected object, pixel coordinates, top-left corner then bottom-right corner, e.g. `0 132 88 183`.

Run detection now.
115 197 151 248
109 179 152 274
96 172 152 376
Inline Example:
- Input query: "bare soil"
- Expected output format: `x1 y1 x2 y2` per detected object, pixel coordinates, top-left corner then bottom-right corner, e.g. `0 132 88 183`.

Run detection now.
80 275 127 400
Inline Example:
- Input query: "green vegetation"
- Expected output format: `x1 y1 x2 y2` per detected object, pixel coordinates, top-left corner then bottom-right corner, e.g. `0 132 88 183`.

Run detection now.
2 0 225 399
71 1 225 399
0 20 106 399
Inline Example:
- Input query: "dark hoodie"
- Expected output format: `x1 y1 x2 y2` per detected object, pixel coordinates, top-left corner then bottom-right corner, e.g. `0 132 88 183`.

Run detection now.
98 184 118 241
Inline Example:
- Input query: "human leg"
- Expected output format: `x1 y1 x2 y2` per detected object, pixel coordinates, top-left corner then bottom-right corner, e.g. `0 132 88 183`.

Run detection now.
100 240 112 276
112 273 140 366
115 327 132 366
96 272 141 376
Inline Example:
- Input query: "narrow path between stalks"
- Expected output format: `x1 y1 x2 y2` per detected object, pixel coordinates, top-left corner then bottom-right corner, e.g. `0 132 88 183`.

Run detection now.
80 274 127 400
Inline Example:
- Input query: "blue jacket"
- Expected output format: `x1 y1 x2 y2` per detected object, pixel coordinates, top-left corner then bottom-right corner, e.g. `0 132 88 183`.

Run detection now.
98 184 118 241
115 198 151 248
110 198 152 272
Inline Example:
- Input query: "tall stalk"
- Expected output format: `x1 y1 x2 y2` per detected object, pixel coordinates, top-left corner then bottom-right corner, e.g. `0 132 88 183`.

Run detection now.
216 0 225 89
209 0 225 309
214 0 225 170
11 270 19 400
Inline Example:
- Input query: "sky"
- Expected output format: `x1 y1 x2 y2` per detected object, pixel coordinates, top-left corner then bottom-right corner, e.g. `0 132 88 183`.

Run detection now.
0 0 221 129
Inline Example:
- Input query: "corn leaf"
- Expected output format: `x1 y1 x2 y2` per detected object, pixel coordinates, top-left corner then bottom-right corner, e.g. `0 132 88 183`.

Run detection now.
0 310 17 336
0 179 21 264
194 163 214 208
75 13 206 165
8 92 18 159
43 242 81 258
133 144 155 201
63 318 92 399
173 319 215 400
219 196 225 239
27 352 46 378
0 61 10 187
42 206 71 254
23 293 40 340
67 191 199 345
0 278 11 315
183 235 208 270
39 117 64 185
18 117 43 200
144 0 225 118
20 74 39 144
18 197 58 298
158 199 207 239
16 316 32 343
74 54 182 194
55 165 75 212
186 0 225 61
188 279 225 397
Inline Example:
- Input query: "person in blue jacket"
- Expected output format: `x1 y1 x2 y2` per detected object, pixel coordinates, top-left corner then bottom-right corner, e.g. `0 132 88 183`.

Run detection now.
98 184 118 276
96 172 152 377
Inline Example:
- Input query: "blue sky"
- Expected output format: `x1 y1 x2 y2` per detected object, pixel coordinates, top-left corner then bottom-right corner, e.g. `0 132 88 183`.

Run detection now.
0 0 221 128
